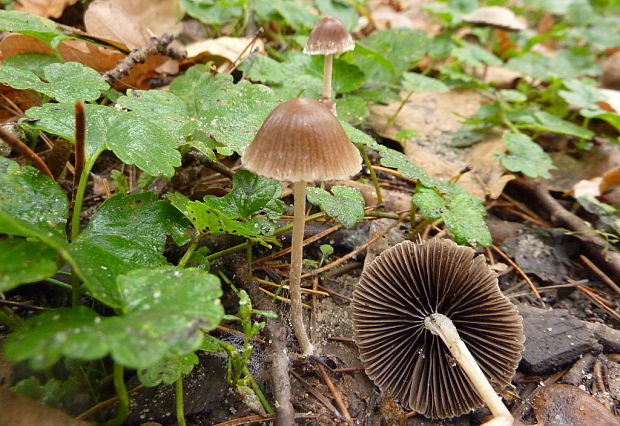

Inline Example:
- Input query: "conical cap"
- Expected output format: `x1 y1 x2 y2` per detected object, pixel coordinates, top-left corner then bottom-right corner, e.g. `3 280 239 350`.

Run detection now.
242 98 362 182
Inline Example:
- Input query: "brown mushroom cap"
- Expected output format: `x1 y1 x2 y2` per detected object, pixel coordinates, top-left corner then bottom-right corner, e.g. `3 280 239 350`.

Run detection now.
462 6 526 31
304 16 355 55
353 239 524 419
242 97 361 182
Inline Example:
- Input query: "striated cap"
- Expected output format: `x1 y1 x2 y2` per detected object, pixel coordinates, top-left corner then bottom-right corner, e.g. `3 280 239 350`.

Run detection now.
242 98 362 182
463 6 526 31
353 239 524 419
304 16 355 55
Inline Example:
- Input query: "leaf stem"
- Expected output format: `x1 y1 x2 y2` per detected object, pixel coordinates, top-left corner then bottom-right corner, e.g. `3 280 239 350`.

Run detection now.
243 366 274 414
177 237 200 268
357 144 383 208
105 363 129 426
45 277 73 290
176 377 186 426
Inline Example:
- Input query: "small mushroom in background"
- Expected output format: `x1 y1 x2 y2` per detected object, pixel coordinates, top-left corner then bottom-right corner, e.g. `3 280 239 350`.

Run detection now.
353 239 524 424
304 16 355 107
242 97 362 356
462 6 527 31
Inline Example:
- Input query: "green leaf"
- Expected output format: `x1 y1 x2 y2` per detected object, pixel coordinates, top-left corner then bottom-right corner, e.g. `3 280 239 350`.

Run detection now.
168 192 277 247
496 131 555 178
70 193 191 308
106 113 181 177
559 79 606 109
453 43 502 67
181 0 243 25
200 334 224 352
0 10 63 43
306 185 365 228
5 306 110 369
442 192 491 247
576 196 620 235
0 157 68 240
138 353 199 387
336 96 369 126
0 239 58 292
11 376 76 408
500 89 527 103
170 70 280 156
24 103 122 159
0 63 108 103
350 28 429 85
3 53 60 78
6 267 224 369
202 170 283 219
402 72 449 92
412 186 445 219
107 267 223 368
116 90 197 141
514 110 594 139
41 62 109 102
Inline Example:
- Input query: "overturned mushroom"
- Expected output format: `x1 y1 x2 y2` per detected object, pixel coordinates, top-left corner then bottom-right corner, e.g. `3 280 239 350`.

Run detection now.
243 97 361 356
353 239 524 423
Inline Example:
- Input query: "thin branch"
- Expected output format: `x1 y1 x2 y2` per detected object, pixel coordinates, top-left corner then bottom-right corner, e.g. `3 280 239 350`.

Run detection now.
0 126 53 179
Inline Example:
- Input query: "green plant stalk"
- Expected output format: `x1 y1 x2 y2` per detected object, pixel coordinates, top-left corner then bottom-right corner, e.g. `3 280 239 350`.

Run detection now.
105 363 129 426
45 277 73 290
204 212 326 262
243 365 274 414
70 150 103 306
385 90 414 129
177 237 200 268
176 377 186 426
357 143 383 207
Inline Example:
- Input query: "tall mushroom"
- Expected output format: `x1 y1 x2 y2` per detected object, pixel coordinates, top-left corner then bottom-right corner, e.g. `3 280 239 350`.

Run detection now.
304 16 355 103
353 239 524 424
243 97 362 356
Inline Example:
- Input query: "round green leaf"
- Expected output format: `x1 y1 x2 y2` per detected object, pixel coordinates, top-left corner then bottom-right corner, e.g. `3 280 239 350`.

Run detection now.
0 238 58 292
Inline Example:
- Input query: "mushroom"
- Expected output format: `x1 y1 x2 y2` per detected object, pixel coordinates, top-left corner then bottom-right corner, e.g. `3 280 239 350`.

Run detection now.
304 16 355 103
353 239 524 423
243 97 362 356
462 6 526 31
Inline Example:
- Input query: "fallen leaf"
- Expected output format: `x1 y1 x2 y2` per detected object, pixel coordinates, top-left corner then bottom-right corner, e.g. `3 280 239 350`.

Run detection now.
600 166 620 194
0 387 91 426
368 89 513 199
534 384 620 426
0 34 177 90
0 85 42 121
600 89 620 113
84 0 182 49
14 0 78 19
184 36 265 71
367 0 440 35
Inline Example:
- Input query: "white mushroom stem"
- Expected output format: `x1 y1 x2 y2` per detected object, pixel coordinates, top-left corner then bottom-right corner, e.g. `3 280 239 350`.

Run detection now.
289 181 313 356
424 313 513 426
322 53 334 99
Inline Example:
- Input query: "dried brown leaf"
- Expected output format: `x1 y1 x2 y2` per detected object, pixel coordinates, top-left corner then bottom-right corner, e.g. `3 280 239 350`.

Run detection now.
84 0 182 49
14 0 78 19
368 90 513 199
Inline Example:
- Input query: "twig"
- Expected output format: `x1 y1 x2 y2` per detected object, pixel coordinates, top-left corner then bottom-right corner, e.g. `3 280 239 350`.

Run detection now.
327 336 354 343
333 367 365 374
290 370 341 418
316 362 352 423
211 412 316 426
317 285 353 303
258 287 311 309
514 178 620 281
225 28 264 74
580 254 620 297
257 278 329 296
230 258 294 426
577 285 620 322
185 149 234 179
304 216 405 277
253 224 342 265
371 165 417 183
76 384 144 420
103 32 186 85
491 245 544 307
0 125 53 179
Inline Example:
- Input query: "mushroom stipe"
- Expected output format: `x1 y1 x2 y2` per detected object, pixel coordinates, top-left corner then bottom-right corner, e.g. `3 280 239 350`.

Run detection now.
353 238 524 421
